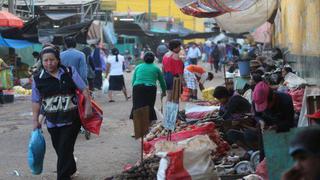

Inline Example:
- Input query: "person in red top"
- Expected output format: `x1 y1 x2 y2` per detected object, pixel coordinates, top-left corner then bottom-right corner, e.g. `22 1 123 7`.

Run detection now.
184 65 214 100
162 40 184 101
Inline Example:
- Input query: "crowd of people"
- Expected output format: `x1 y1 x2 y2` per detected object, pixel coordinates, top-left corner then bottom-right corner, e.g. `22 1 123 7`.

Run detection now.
27 36 320 180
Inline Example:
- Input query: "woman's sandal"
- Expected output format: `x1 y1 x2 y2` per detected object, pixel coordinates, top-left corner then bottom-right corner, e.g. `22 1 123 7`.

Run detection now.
109 100 115 102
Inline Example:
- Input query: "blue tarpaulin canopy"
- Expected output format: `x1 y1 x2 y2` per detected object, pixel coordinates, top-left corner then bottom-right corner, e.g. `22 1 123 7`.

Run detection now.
0 34 33 48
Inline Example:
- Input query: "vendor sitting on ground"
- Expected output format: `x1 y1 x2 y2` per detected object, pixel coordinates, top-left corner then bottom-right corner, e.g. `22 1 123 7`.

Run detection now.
184 64 214 100
213 86 251 120
253 81 295 132
213 86 258 151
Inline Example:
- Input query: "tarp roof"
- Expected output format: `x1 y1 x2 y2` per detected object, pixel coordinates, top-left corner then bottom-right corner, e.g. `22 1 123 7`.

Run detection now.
13 0 97 6
0 35 33 49
0 18 92 45
44 12 78 21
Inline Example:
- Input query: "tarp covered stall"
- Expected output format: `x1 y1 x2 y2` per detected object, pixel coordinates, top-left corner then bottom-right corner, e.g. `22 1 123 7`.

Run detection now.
0 18 93 45
214 0 278 33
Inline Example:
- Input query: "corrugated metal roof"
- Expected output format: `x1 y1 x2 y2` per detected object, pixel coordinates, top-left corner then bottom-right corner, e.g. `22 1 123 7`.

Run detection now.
14 0 97 6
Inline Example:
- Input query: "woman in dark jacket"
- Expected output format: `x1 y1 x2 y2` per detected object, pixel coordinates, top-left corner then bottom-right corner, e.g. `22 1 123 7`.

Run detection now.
32 46 92 180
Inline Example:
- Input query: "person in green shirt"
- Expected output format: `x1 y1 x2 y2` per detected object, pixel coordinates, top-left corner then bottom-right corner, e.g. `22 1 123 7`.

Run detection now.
130 52 166 123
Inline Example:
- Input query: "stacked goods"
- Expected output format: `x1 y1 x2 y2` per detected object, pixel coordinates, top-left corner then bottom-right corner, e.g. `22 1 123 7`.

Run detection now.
113 156 160 180
144 122 230 157
145 120 189 141
13 86 32 95
185 103 220 120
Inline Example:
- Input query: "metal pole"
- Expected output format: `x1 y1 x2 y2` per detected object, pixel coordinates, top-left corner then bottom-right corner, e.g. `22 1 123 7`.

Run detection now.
8 0 15 13
148 0 151 30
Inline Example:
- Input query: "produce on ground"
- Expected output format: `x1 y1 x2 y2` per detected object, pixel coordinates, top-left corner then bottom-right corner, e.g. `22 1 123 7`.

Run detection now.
112 156 160 180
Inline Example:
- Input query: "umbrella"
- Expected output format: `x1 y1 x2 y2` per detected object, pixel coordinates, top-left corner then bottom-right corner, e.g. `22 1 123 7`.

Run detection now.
0 11 24 28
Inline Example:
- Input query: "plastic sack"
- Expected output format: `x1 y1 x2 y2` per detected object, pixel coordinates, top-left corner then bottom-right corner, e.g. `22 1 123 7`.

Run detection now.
185 103 219 119
76 89 103 135
255 158 269 180
28 129 46 175
288 88 305 112
144 122 229 156
157 135 219 180
202 87 216 101
284 72 307 89
0 69 13 90
102 79 109 94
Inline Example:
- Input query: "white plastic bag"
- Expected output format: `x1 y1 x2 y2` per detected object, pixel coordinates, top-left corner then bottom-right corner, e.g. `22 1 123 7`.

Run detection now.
102 79 109 94
284 72 307 89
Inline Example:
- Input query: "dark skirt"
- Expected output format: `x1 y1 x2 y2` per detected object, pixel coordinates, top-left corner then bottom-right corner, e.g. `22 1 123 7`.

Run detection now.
164 72 174 90
129 84 157 122
109 75 125 91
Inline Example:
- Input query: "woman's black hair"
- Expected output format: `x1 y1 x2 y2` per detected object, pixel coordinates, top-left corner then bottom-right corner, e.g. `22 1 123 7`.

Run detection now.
143 51 155 64
283 67 293 74
168 39 181 51
40 47 61 67
251 69 264 83
213 86 231 99
112 48 119 62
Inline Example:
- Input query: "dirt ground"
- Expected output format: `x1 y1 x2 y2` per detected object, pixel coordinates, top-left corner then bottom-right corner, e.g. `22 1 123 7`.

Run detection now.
0 62 225 180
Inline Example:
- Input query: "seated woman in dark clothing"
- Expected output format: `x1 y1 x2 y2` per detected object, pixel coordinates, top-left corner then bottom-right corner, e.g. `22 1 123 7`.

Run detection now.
213 86 251 120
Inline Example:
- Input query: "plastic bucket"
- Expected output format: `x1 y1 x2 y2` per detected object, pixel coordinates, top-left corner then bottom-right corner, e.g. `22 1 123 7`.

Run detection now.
238 61 250 77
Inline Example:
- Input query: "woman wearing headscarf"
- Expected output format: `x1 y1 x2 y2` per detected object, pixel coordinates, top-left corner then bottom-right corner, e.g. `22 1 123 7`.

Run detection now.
130 52 166 123
31 46 92 180
105 48 130 102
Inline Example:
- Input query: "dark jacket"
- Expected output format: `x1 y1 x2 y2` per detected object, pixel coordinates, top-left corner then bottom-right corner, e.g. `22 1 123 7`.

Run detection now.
34 66 79 124
254 92 295 132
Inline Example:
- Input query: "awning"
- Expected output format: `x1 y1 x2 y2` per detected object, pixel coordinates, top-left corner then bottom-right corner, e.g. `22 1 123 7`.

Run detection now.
0 34 33 48
175 0 259 18
0 18 92 45
44 12 78 21
214 0 278 33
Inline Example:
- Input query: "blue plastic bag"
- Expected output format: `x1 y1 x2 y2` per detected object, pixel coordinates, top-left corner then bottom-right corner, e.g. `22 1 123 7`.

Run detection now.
28 129 46 175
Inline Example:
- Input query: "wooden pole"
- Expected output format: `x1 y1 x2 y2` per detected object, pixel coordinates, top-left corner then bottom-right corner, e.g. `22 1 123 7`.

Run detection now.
141 137 144 162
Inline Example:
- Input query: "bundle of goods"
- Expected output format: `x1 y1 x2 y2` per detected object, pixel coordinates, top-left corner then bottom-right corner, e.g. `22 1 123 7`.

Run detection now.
288 88 304 112
13 86 32 96
112 156 160 180
185 103 220 120
144 122 229 157
202 87 216 101
145 120 189 141
156 135 219 180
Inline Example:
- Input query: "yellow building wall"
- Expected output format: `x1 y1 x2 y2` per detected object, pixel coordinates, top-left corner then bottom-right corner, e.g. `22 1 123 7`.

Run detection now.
275 0 320 56
113 0 204 33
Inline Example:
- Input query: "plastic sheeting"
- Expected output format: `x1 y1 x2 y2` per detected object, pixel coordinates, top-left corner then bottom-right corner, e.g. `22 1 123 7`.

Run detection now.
214 0 277 33
251 22 272 43
0 35 33 49
175 0 258 18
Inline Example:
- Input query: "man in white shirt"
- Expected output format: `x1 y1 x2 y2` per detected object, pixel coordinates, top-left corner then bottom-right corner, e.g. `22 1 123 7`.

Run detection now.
187 43 201 65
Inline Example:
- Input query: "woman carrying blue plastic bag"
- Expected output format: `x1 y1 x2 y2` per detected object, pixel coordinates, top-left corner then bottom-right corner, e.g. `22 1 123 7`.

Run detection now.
31 44 92 180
